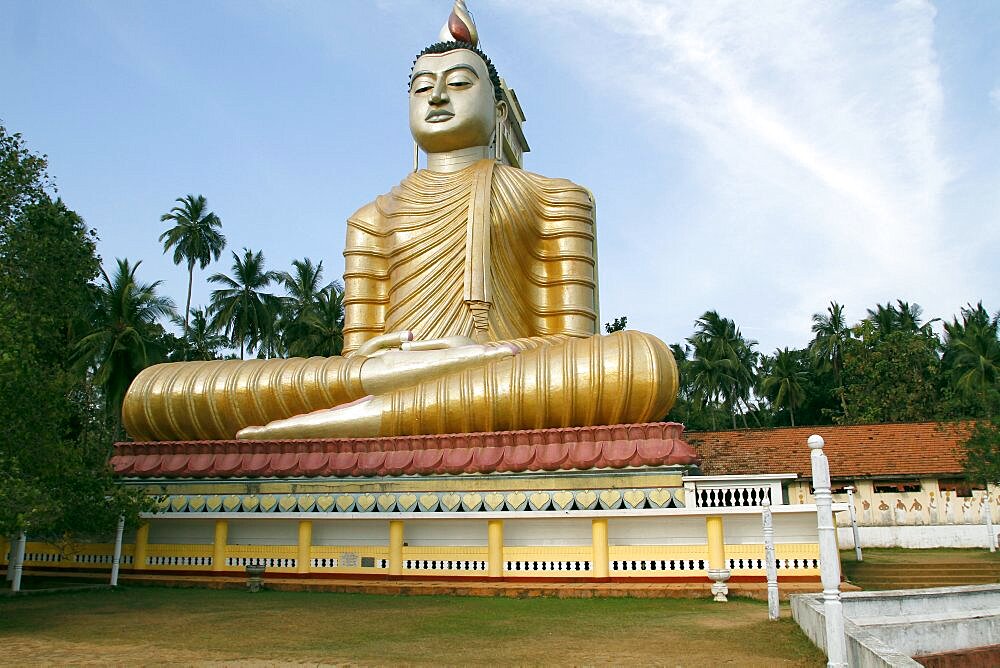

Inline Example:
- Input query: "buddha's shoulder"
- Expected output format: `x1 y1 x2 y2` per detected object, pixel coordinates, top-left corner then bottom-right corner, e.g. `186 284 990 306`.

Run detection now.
347 200 379 221
345 200 385 239
496 164 595 208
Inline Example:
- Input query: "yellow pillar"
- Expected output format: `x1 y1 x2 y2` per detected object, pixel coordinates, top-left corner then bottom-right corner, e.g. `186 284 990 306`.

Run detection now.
297 520 312 574
134 523 149 571
212 520 228 572
591 518 609 578
706 515 726 570
388 520 404 576
487 519 504 578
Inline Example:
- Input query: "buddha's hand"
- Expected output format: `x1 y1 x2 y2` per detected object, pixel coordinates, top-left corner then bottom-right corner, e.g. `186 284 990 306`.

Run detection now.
357 330 518 395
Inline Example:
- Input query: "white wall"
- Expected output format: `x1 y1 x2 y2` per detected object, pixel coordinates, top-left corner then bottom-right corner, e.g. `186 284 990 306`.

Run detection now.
313 520 388 546
609 517 703 545
837 524 999 549
228 519 298 546
504 519 591 546
148 519 214 545
404 520 487 546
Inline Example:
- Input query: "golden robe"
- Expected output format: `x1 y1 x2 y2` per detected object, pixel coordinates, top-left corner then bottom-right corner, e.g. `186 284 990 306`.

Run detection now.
343 160 599 349
122 161 677 441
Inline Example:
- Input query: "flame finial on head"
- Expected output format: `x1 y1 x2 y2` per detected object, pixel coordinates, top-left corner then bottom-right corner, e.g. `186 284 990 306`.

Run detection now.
437 0 478 46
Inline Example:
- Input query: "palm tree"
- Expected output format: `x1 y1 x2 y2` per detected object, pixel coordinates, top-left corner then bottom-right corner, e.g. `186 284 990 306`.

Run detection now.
280 258 329 317
208 249 278 359
687 346 731 430
867 300 938 339
866 302 900 337
173 306 227 361
761 348 808 427
688 310 758 429
287 284 346 357
810 301 851 419
731 334 760 428
75 258 176 431
943 302 1000 418
159 194 226 356
278 258 332 354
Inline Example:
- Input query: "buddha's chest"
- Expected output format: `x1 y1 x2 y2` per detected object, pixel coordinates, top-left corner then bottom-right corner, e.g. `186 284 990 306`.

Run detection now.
382 209 474 284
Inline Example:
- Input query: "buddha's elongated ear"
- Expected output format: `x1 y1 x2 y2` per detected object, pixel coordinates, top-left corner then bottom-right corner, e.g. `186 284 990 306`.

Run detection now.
494 99 508 162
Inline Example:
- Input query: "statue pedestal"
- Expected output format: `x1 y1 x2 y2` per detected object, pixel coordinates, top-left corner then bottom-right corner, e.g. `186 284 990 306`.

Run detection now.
99 422 817 595
108 422 727 583
112 422 699 479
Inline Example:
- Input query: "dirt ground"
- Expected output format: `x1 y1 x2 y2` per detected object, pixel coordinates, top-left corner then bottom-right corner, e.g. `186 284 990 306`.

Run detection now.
1 587 825 666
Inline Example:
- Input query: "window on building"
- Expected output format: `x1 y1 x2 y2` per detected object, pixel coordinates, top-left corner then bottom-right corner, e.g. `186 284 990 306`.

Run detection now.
872 480 921 494
938 480 979 498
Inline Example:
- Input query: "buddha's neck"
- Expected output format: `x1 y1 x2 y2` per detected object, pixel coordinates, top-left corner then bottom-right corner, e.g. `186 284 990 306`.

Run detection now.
424 145 492 173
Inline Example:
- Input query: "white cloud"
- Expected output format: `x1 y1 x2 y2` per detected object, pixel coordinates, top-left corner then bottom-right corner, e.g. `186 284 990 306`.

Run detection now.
500 0 961 350
991 87 1000 112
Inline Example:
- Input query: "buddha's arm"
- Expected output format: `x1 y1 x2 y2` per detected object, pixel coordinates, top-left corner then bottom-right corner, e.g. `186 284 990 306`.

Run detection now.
533 193 598 338
342 203 388 356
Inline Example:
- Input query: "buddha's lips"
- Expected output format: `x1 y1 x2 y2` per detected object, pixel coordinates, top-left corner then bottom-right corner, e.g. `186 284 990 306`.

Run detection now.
426 109 454 122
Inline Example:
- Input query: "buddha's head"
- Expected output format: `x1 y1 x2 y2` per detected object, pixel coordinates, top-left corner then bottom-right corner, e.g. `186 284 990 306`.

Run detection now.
409 2 505 154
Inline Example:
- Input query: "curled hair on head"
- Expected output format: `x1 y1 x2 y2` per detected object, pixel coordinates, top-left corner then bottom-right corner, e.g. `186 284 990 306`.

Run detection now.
410 41 503 102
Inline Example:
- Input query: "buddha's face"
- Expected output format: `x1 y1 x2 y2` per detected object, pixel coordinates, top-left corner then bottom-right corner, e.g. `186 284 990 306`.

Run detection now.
409 49 496 153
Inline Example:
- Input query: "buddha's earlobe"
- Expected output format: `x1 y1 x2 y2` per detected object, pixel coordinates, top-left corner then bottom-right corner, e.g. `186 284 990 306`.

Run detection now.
413 140 420 172
494 100 509 162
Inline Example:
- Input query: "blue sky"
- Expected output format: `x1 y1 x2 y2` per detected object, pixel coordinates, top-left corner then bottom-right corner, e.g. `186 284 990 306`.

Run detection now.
2 0 998 354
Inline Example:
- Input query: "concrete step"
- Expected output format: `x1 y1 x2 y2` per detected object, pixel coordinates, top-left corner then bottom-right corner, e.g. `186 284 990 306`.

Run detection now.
843 560 1000 590
842 563 1000 573
850 577 1000 586
844 572 1000 581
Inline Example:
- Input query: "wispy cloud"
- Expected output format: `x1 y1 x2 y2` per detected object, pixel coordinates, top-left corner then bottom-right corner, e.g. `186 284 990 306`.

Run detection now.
991 87 1000 112
501 0 958 348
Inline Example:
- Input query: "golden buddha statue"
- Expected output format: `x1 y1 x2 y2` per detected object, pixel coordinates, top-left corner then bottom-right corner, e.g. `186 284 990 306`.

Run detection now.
122 1 678 442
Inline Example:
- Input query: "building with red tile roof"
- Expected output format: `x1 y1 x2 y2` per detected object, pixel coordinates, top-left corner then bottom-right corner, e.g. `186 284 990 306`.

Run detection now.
685 421 972 482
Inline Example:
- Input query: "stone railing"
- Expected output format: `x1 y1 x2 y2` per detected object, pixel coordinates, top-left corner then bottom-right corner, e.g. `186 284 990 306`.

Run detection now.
682 474 797 508
837 491 1000 527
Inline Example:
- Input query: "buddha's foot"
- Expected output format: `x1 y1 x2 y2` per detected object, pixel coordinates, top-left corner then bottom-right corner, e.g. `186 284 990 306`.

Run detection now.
236 394 383 440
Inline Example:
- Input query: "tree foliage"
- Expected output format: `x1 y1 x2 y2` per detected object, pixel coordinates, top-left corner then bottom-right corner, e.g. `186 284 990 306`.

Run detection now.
0 127 52 227
279 258 345 358
663 298 999 432
942 302 1000 418
604 315 627 333
76 258 176 433
0 128 151 537
686 311 758 429
840 322 943 424
173 306 228 361
962 418 1000 486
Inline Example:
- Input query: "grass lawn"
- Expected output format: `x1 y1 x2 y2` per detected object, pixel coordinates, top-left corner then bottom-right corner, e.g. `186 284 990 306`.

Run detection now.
0 586 825 666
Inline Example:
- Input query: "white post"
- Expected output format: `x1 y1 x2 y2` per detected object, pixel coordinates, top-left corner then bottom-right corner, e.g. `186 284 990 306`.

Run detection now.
985 492 996 553
762 498 779 620
809 435 847 668
5 536 13 581
845 486 862 561
110 515 125 586
11 531 27 593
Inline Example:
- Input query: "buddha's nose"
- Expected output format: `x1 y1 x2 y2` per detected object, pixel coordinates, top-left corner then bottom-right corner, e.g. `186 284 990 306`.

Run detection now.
430 79 449 104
